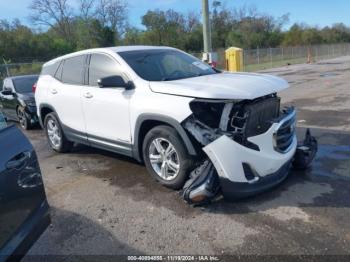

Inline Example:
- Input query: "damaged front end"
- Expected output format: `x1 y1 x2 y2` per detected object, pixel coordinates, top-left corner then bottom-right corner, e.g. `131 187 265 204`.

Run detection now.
181 94 318 205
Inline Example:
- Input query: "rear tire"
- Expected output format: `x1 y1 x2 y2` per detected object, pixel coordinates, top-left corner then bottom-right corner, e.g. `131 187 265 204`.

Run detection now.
142 125 194 189
44 112 73 153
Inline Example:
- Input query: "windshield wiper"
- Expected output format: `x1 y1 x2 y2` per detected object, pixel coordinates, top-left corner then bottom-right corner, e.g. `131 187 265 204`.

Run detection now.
161 77 173 81
195 71 220 78
161 76 188 81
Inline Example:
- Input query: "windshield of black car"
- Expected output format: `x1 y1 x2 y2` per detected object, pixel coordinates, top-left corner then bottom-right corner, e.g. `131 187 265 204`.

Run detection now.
13 76 38 93
118 49 217 81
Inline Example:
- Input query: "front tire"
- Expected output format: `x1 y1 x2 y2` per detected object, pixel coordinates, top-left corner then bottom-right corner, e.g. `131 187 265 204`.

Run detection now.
142 125 193 189
17 106 32 130
44 112 73 153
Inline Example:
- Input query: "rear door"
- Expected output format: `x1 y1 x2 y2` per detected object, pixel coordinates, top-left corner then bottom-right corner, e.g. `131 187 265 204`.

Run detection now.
47 55 87 139
0 113 50 258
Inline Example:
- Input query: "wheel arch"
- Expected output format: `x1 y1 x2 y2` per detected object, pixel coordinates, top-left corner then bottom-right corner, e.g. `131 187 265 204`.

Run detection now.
38 103 56 128
133 114 197 162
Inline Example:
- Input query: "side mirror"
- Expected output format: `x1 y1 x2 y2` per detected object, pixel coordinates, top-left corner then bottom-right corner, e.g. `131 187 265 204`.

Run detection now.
1 89 13 96
97 76 134 90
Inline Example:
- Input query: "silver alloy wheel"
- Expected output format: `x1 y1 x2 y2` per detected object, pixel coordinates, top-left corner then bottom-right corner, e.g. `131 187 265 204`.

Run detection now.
149 138 180 181
18 108 26 128
47 118 61 148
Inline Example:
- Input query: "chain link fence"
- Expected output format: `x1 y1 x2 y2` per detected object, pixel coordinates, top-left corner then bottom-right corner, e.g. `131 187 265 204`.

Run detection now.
0 62 43 86
243 43 350 71
193 43 350 71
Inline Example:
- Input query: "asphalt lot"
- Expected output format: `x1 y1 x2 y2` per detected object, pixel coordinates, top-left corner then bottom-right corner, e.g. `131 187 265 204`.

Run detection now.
23 56 350 258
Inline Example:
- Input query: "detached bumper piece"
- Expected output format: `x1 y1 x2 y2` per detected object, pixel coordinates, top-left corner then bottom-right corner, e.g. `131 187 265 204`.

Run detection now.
182 161 220 205
293 129 318 170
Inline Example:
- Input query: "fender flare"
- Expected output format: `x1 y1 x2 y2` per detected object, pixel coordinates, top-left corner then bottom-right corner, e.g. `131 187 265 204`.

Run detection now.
132 114 198 162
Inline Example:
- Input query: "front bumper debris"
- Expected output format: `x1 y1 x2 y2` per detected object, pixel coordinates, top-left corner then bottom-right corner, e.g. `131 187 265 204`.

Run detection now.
182 160 220 205
293 129 318 169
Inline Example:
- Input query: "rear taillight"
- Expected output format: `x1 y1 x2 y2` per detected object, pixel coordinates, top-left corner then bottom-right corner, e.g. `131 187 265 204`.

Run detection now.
32 82 37 93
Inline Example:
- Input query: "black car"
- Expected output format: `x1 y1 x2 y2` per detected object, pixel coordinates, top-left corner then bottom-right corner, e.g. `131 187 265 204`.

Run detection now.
0 111 50 260
0 75 39 130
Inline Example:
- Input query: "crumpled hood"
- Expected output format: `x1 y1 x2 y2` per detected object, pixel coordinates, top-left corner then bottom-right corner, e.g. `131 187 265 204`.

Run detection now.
149 72 289 100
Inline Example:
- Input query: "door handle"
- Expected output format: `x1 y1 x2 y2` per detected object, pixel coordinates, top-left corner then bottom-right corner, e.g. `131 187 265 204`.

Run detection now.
83 92 93 99
6 151 31 169
51 89 58 94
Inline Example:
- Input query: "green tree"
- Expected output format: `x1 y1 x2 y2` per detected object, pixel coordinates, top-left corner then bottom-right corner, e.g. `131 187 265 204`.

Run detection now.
282 24 304 46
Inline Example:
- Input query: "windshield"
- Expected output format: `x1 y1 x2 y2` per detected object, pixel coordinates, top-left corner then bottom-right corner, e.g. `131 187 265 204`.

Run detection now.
118 49 217 81
13 76 38 93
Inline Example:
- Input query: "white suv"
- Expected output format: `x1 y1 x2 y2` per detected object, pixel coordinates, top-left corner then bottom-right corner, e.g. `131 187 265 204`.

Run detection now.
36 46 317 203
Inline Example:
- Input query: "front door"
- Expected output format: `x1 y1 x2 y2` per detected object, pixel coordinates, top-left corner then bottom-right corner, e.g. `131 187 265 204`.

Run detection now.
82 53 132 154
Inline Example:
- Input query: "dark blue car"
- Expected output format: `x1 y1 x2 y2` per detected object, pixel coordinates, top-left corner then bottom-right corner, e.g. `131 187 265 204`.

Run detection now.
0 111 50 260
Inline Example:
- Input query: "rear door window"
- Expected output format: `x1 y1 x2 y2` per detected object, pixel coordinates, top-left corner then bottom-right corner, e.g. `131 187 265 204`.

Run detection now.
61 55 85 85
88 54 121 86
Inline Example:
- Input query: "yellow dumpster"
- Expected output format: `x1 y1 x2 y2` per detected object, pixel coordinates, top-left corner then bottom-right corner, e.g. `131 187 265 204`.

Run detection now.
225 47 243 72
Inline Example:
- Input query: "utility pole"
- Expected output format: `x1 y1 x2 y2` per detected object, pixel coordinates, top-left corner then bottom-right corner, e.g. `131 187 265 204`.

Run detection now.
2 58 10 77
202 0 212 53
201 0 218 66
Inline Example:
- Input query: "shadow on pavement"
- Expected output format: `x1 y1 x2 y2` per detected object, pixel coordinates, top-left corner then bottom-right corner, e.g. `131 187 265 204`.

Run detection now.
23 207 143 260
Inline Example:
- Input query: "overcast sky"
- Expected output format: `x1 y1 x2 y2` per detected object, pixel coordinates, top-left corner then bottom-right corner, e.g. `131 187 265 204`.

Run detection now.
0 0 349 29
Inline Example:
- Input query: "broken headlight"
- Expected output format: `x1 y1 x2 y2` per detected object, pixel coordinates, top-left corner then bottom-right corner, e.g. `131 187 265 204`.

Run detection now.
183 95 281 150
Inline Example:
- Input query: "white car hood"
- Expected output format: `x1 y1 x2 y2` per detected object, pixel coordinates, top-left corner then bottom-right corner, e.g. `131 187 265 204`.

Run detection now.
149 72 289 100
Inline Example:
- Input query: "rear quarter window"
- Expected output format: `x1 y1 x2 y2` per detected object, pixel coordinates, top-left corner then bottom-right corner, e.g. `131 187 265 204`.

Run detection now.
55 61 64 81
41 61 60 77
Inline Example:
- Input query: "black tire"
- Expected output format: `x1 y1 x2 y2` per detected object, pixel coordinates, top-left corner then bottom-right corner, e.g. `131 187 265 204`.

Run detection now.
142 125 194 189
44 112 73 153
17 106 32 130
